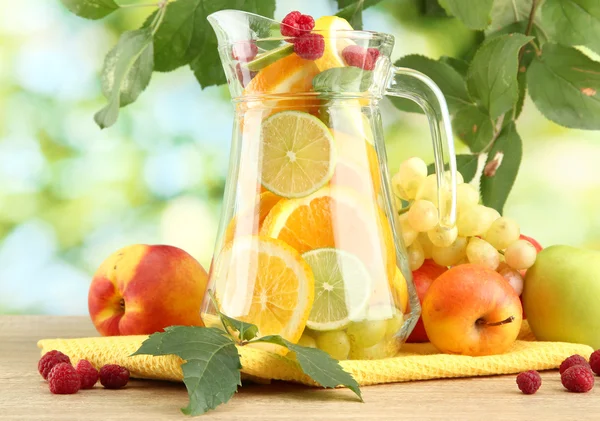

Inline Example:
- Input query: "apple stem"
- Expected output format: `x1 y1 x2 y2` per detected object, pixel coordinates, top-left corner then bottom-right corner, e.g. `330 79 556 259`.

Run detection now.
119 298 125 311
476 315 515 327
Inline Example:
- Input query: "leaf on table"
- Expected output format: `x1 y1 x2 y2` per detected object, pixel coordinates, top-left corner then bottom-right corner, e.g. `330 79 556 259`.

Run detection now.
219 313 259 342
60 0 119 20
391 55 472 115
426 153 479 183
528 43 600 130
542 0 600 52
254 335 362 401
312 67 373 93
336 0 383 30
132 326 242 416
452 104 494 153
94 28 154 129
480 122 522 214
467 34 532 119
437 0 494 30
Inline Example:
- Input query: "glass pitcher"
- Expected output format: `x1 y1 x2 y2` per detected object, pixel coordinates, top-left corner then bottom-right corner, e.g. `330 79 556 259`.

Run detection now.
201 10 457 360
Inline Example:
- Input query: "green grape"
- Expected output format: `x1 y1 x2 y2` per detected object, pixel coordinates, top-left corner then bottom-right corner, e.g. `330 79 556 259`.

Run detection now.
407 240 425 270
432 236 467 267
399 213 418 247
456 183 479 211
385 311 404 337
483 217 520 250
466 237 500 270
346 319 388 348
427 224 458 248
497 262 524 295
391 172 409 200
297 333 317 348
407 199 439 232
396 157 428 200
315 330 351 360
505 239 537 270
349 340 391 360
457 204 496 237
418 232 434 259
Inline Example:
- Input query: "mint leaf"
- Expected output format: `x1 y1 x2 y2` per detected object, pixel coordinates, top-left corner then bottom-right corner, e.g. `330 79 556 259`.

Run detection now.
480 122 522 214
393 55 472 114
467 34 532 119
133 326 241 417
60 0 119 20
542 0 600 51
219 313 259 342
452 104 494 152
94 28 154 129
254 335 362 401
528 43 600 130
438 0 494 30
336 0 383 30
313 67 373 93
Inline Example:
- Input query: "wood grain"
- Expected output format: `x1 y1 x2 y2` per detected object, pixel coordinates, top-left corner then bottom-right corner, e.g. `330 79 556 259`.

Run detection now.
1 316 598 420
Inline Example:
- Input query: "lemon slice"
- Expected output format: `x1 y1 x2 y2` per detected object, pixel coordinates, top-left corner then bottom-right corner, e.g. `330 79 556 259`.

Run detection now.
260 111 336 198
302 248 372 331
211 236 314 352
313 16 355 71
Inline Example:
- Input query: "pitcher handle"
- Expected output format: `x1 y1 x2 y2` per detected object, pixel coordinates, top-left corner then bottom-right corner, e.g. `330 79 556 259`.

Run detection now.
385 66 457 228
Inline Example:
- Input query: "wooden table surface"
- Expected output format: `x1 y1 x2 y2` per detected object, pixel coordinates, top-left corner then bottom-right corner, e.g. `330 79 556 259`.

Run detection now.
1 315 599 420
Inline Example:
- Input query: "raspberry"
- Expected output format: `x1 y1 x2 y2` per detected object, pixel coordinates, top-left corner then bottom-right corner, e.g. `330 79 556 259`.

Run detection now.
235 63 257 88
48 363 80 394
281 11 315 38
293 33 324 60
38 350 71 380
516 370 542 395
76 360 99 389
231 41 258 63
590 350 600 375
99 364 130 389
342 45 380 71
559 354 590 374
561 365 595 393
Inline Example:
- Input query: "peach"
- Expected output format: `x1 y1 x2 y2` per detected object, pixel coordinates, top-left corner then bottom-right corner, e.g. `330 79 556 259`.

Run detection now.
422 264 522 356
88 244 208 336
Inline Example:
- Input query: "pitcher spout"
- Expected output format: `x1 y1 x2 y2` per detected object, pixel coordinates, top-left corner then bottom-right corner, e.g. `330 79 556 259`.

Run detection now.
207 10 277 47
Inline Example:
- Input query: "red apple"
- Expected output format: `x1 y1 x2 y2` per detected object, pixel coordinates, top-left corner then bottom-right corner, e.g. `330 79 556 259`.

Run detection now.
422 263 523 356
406 259 447 343
88 244 208 336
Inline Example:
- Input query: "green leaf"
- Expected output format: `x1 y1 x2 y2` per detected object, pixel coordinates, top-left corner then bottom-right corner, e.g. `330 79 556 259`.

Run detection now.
452 104 494 152
421 0 450 17
60 0 119 20
254 335 362 400
336 0 383 30
133 326 241 416
439 56 469 77
467 34 532 119
487 0 546 36
437 0 494 30
480 122 522 214
542 0 600 50
219 313 259 342
312 67 373 93
94 28 154 129
426 153 479 183
528 43 600 130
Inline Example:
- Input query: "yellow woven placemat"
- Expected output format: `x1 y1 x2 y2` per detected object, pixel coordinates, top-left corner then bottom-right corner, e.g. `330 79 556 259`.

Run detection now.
38 321 593 386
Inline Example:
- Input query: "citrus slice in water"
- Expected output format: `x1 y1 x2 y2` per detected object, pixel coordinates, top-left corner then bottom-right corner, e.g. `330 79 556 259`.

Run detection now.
211 236 314 351
302 248 371 331
313 16 355 71
260 111 336 198
223 191 282 245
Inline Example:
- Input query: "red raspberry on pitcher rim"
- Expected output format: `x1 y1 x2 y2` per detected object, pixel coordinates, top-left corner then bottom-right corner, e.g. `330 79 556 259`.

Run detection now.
99 364 130 389
559 354 590 374
561 365 595 393
76 360 99 389
342 45 380 70
294 33 325 60
38 350 71 380
516 370 541 394
48 363 80 395
281 11 315 38
590 350 600 375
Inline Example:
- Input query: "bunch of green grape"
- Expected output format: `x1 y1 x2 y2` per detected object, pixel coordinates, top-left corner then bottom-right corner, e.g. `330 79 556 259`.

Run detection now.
391 157 537 293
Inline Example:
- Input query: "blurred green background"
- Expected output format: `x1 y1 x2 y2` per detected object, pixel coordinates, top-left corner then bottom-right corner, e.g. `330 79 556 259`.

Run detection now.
1 0 599 315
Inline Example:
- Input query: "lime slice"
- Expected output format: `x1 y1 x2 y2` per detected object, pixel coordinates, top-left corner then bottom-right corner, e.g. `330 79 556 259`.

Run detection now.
245 44 294 72
302 248 371 331
260 111 336 198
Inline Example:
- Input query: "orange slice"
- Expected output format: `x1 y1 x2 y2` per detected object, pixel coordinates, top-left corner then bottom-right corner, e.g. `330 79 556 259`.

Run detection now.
260 186 396 286
223 192 282 245
211 236 314 352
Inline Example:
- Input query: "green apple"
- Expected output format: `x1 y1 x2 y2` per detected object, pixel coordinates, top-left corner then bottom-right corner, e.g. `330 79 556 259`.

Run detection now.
522 245 600 349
